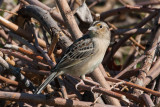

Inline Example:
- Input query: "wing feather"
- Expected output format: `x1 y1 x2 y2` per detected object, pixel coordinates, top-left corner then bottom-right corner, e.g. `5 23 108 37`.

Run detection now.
56 35 95 69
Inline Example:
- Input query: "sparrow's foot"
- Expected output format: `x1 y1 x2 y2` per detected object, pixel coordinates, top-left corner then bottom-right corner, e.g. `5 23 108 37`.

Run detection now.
111 81 125 89
75 79 85 90
90 86 96 93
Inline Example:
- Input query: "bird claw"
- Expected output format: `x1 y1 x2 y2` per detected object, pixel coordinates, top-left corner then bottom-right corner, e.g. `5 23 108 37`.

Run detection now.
90 86 96 93
75 79 85 90
90 86 102 104
111 81 125 89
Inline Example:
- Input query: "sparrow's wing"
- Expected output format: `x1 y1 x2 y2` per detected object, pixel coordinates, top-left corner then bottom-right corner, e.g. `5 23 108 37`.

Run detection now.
56 34 95 69
34 35 95 94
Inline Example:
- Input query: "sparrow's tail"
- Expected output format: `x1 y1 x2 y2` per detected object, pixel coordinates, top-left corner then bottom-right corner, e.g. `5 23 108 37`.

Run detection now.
34 70 62 94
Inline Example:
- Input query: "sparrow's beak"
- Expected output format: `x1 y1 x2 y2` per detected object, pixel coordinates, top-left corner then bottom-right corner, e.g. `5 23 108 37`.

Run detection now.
88 26 97 31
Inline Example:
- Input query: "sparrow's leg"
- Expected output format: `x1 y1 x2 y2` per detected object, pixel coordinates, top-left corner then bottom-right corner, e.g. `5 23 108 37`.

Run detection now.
75 75 85 89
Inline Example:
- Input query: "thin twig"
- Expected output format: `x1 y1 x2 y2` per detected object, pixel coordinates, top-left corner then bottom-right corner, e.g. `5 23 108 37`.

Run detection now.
33 29 55 68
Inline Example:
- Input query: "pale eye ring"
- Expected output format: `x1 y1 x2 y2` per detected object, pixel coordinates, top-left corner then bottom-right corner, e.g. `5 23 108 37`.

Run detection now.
99 25 103 28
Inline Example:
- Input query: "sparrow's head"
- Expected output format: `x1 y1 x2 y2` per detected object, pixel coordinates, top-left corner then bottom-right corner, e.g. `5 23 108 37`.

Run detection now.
88 21 110 39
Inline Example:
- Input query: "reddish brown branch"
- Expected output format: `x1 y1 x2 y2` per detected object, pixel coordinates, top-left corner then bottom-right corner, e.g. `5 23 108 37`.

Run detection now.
103 11 158 66
111 28 151 36
114 55 146 79
144 57 160 86
105 77 160 97
0 48 49 70
0 16 46 47
24 0 64 25
140 94 155 107
77 84 130 104
4 44 45 63
0 75 18 86
55 0 83 40
0 91 116 107
101 5 156 20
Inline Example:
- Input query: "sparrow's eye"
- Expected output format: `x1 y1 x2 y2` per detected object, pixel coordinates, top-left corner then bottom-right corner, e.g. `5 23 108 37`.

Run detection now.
99 25 103 28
